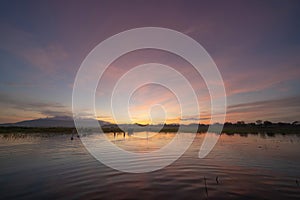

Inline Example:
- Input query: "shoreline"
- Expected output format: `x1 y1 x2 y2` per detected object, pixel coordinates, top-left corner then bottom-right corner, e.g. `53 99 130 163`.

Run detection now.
0 124 300 135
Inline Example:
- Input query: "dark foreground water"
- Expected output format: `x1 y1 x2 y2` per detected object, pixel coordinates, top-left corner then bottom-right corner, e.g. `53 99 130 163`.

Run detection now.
0 132 300 200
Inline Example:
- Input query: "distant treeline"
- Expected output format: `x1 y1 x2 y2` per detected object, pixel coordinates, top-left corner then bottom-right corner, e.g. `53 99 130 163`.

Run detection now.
161 120 300 134
0 120 299 135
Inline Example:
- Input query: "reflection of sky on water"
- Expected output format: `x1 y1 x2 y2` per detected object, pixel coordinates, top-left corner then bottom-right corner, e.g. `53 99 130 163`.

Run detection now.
0 132 299 199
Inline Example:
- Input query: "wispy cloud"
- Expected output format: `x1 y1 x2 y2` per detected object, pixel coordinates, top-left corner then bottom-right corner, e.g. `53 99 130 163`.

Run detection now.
228 96 300 110
180 116 210 122
227 96 300 122
0 24 69 73
0 93 71 122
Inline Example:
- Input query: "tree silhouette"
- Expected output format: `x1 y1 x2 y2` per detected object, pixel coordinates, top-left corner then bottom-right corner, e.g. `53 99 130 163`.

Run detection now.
256 120 262 125
263 121 273 126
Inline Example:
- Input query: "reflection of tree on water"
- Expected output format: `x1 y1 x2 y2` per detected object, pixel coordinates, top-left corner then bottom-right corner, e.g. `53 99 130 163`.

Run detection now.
127 128 133 136
70 129 79 140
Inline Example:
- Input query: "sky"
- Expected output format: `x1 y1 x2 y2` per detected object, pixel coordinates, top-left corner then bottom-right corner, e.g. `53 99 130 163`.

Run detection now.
0 0 300 124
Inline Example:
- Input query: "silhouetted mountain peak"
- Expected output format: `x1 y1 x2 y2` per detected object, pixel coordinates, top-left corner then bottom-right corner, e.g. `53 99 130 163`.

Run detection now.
0 116 110 127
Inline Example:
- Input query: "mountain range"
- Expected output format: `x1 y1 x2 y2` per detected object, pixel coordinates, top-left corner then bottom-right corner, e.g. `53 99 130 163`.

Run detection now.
0 116 110 127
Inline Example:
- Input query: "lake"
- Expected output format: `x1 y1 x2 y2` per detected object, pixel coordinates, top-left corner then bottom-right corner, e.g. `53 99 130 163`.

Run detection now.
0 132 300 199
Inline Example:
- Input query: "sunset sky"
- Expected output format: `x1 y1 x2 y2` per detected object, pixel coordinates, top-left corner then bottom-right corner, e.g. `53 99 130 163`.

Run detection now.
1 0 300 124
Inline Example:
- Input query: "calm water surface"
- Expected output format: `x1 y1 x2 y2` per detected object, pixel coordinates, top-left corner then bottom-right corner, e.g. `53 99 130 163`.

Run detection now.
0 132 300 200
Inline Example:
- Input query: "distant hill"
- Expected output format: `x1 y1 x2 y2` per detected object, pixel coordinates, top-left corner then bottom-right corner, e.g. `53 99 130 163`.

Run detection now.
0 116 110 127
